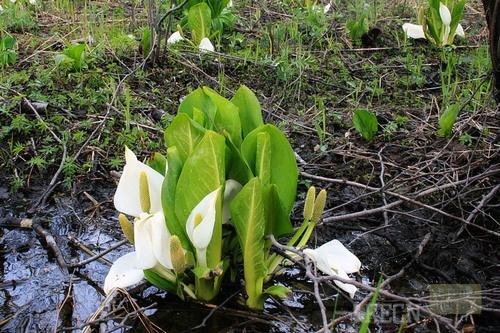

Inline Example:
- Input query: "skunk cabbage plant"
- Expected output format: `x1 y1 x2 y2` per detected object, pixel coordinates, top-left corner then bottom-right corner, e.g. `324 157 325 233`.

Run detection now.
105 85 362 309
402 0 465 47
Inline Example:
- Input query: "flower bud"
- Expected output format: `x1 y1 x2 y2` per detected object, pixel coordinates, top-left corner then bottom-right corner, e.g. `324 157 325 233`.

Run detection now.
170 235 186 274
303 186 316 221
118 213 134 244
312 189 327 222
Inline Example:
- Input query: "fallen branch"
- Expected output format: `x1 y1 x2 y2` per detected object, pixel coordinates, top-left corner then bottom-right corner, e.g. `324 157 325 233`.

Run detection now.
0 217 68 274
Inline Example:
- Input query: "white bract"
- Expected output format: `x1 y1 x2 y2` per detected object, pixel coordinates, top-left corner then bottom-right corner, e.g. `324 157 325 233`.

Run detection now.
105 147 175 294
303 239 361 298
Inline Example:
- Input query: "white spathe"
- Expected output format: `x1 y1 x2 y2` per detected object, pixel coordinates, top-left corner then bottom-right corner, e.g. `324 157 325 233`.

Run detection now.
324 3 331 14
134 211 173 270
114 147 165 216
439 2 452 26
222 180 242 224
303 239 361 298
186 186 220 250
167 31 184 44
105 147 174 294
103 252 145 294
402 23 426 39
199 38 215 52
455 23 465 37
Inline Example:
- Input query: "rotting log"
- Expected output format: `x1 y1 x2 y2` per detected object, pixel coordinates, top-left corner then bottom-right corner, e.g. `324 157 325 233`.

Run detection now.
482 0 500 102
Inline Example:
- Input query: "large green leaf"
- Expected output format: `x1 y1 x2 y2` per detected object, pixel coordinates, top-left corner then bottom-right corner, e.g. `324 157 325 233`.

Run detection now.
164 113 206 162
241 124 298 214
255 132 271 186
175 130 226 224
448 0 466 44
188 2 212 45
230 177 267 309
262 184 293 238
230 85 264 138
162 147 192 252
222 131 253 185
178 87 217 129
203 87 242 147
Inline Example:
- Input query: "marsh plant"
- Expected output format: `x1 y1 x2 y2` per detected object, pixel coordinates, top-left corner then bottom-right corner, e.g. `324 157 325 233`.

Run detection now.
402 0 466 47
167 0 235 52
0 36 17 66
54 43 87 72
104 86 361 309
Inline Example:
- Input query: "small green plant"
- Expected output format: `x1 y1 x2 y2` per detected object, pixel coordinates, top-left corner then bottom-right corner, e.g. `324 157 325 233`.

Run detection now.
459 133 472 146
0 36 17 66
0 3 38 32
359 276 383 333
437 103 460 137
54 43 87 72
314 97 328 151
383 115 408 140
140 27 151 58
346 14 369 45
403 0 466 47
353 108 378 141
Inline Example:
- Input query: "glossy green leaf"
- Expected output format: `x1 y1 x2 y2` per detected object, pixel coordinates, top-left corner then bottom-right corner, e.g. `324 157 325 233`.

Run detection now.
147 152 167 176
162 147 192 252
449 0 466 44
255 132 271 186
230 177 266 309
263 285 293 300
353 109 378 141
144 269 179 297
241 124 298 214
203 87 242 147
178 87 217 129
175 130 225 224
222 131 253 185
188 2 212 45
164 113 206 162
262 184 293 238
230 85 264 138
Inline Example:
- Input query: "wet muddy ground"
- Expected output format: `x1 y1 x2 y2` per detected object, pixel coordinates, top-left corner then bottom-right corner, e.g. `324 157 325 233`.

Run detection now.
1 143 500 332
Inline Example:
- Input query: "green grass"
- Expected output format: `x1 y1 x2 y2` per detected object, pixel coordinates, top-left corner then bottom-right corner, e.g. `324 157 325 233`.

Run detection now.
0 0 494 192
